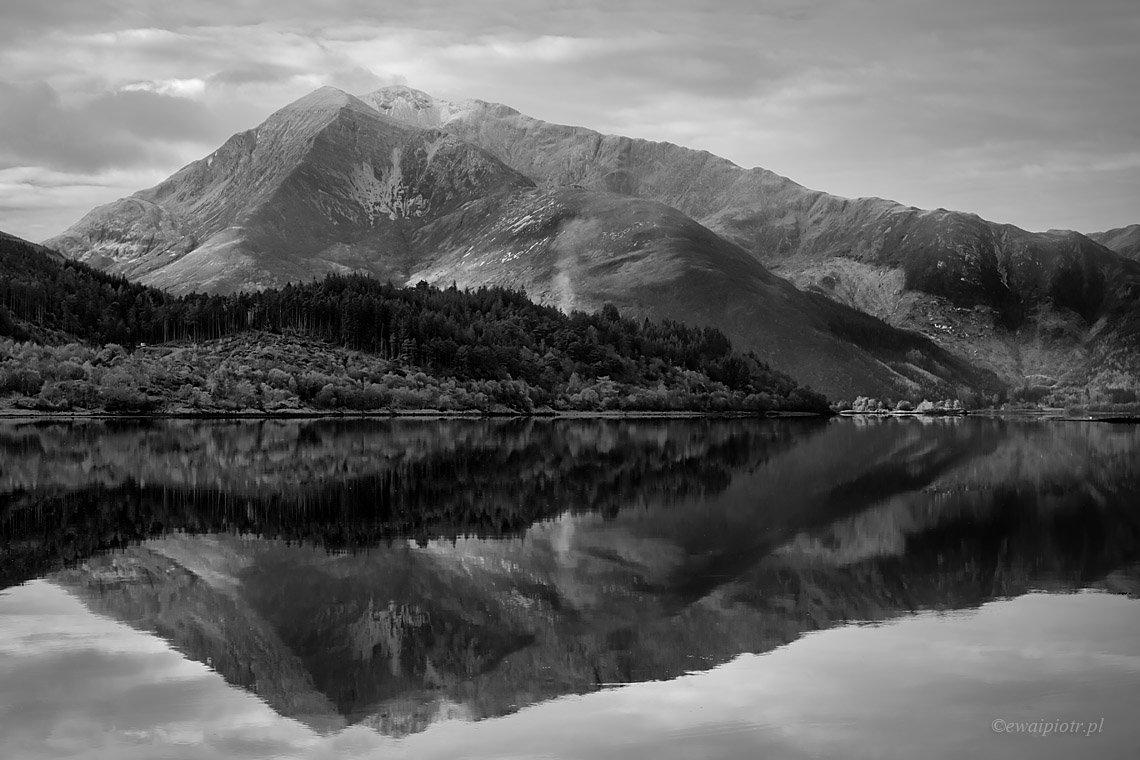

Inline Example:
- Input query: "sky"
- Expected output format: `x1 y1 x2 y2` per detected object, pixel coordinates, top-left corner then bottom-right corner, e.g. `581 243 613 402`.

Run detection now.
0 0 1137 241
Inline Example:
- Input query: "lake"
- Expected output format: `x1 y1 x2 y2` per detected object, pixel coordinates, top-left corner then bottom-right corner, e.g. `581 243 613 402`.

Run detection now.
1 417 1139 759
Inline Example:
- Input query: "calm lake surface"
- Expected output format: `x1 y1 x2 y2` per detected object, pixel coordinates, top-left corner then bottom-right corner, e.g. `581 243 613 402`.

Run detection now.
1 417 1139 759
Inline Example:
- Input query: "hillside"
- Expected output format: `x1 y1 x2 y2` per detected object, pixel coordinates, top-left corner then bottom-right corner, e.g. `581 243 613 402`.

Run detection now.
0 229 827 414
44 89 1005 399
360 86 1140 399
1090 223 1140 260
410 186 998 399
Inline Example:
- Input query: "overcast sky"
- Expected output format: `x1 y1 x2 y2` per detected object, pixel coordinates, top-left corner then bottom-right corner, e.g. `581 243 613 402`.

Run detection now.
0 0 1137 241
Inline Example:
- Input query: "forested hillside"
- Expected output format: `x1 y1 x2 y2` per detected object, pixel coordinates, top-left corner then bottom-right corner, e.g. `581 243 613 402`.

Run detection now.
0 232 827 414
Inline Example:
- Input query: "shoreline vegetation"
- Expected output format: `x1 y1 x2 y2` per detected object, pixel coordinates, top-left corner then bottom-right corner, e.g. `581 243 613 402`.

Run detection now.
4 236 1137 421
0 409 827 420
3 406 1135 423
831 394 1140 423
0 235 830 415
0 330 827 417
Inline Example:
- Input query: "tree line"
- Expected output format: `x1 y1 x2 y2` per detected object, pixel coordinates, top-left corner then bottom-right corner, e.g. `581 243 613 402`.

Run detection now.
0 235 827 412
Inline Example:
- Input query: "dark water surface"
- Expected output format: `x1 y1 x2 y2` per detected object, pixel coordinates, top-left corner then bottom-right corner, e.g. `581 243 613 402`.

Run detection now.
1 417 1139 759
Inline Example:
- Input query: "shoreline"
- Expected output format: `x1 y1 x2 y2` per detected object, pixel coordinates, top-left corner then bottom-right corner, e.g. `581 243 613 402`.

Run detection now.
840 408 1140 423
0 408 830 422
1 408 1136 423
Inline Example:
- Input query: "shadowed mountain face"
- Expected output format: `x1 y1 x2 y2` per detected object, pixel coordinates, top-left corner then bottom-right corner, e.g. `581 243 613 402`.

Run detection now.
410 188 997 397
361 86 1140 391
43 88 1008 399
4 418 1140 737
1090 223 1140 260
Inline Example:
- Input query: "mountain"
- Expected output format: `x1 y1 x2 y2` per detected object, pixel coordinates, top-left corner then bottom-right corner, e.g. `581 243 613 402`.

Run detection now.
46 88 532 295
361 86 1140 397
1090 223 1140 260
44 92 1002 399
408 186 995 398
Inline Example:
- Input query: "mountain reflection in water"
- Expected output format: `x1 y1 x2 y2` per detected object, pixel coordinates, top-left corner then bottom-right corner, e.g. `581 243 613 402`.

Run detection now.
1 417 1139 744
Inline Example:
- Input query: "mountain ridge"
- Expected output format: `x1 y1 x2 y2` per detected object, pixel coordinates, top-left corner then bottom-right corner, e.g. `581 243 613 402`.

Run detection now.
408 186 997 397
358 85 1140 399
1090 223 1140 260
47 87 533 294
48 84 1140 399
43 89 1004 398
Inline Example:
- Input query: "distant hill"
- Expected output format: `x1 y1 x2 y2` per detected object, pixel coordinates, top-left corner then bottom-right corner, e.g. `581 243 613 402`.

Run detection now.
1090 224 1140 260
45 89 1003 399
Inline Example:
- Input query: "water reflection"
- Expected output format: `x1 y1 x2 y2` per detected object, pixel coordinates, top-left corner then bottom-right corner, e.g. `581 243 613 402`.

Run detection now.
1 418 1139 751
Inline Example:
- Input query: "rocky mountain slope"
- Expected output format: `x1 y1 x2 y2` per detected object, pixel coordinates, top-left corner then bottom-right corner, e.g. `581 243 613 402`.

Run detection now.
43 91 1003 399
1090 223 1140 260
46 88 532 295
409 187 994 397
361 86 1140 396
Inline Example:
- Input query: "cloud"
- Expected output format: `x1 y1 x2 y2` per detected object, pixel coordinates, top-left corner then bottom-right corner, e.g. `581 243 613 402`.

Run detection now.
4 582 1137 760
0 582 318 760
206 63 301 87
122 78 208 98
0 81 222 172
0 166 182 240
0 0 1137 238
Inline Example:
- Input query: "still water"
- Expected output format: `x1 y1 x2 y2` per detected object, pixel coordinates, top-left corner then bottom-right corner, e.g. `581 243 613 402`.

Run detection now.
1 417 1138 759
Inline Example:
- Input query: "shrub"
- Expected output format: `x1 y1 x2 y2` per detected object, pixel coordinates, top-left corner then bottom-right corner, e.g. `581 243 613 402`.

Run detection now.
0 368 44 396
37 380 98 410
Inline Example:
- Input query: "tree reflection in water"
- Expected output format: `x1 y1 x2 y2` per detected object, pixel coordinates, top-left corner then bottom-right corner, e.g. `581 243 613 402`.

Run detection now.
2 417 1138 736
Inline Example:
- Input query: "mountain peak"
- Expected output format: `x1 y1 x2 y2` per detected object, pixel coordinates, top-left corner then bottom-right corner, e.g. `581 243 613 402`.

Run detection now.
276 86 376 118
371 83 435 101
359 85 479 129
247 86 381 147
